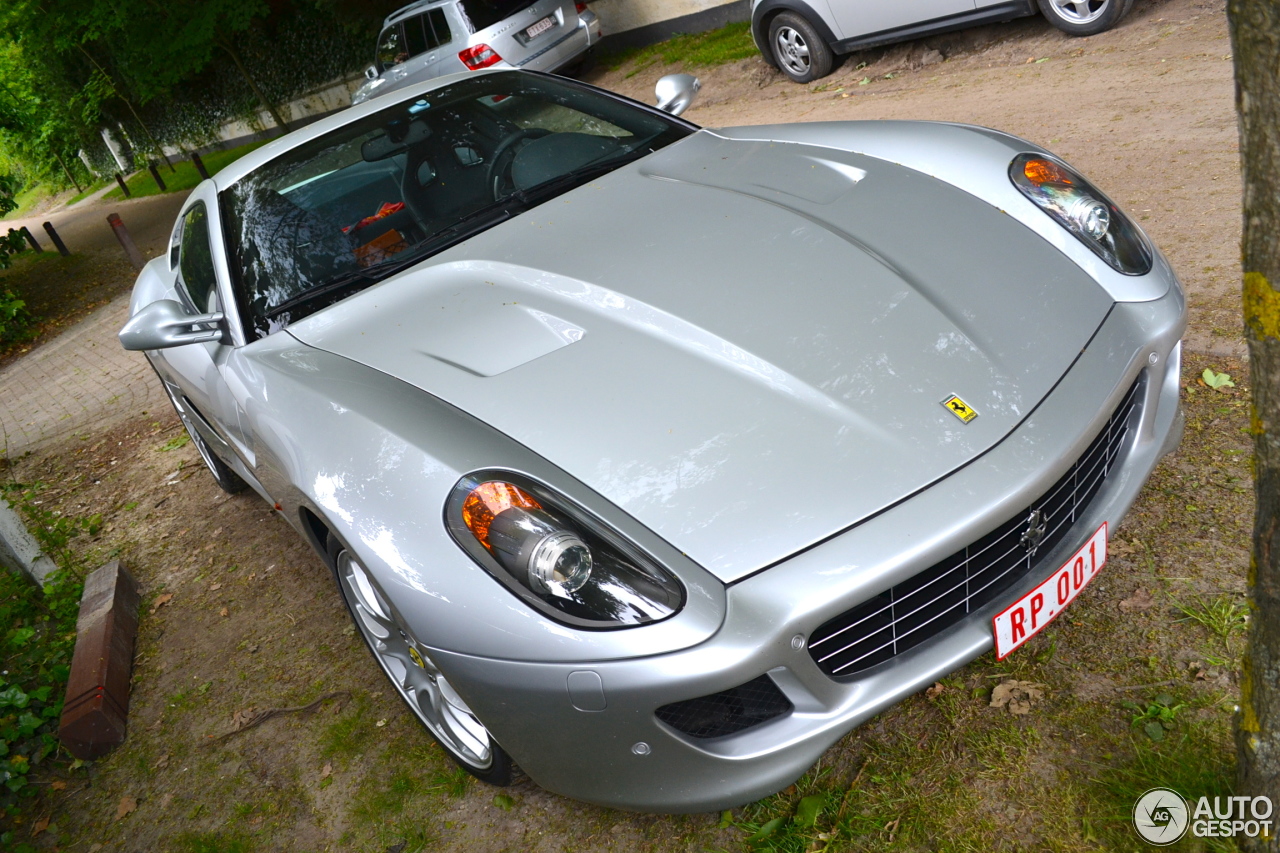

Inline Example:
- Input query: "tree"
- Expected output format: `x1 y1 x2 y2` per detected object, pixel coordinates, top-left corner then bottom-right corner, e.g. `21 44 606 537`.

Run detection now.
1230 1 1280 848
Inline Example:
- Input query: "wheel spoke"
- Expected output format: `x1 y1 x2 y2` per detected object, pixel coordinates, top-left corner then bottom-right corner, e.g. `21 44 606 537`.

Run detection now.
339 549 495 772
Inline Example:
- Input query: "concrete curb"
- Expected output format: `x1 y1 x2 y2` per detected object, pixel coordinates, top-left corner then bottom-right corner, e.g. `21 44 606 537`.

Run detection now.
0 498 57 586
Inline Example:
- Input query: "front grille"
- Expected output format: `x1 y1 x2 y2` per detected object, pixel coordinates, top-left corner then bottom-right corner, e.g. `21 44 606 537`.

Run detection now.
655 675 793 739
809 376 1144 679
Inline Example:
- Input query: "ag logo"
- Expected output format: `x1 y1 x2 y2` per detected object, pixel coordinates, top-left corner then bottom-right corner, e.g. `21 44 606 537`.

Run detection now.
1133 788 1189 845
941 394 978 424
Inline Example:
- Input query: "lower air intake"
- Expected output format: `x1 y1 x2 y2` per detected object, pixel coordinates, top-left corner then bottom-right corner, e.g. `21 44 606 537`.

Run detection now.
655 675 793 739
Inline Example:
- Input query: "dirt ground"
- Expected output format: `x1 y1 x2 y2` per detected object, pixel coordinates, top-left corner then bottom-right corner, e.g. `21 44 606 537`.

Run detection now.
1 0 1254 850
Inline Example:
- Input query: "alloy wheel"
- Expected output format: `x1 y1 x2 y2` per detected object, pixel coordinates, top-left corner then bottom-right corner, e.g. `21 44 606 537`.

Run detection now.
774 26 811 77
336 548 495 770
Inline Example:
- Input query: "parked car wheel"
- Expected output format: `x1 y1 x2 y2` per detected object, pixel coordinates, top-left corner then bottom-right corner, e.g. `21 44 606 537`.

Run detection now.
1036 0 1129 36
162 381 247 495
329 534 515 785
768 12 833 83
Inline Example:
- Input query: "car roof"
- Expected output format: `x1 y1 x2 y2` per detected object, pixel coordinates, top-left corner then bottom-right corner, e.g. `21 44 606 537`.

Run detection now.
383 0 451 29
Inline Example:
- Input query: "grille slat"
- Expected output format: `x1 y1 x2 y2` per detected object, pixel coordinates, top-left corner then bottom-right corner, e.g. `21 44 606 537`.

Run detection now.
809 377 1143 679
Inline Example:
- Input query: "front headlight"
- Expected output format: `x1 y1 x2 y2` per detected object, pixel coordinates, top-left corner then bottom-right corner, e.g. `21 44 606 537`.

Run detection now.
1010 153 1153 276
445 473 685 629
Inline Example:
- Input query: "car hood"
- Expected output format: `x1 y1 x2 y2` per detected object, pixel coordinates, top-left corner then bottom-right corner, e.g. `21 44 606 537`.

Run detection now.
287 130 1113 583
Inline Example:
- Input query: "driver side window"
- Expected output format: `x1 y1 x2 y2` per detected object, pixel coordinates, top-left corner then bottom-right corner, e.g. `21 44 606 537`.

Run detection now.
178 203 219 314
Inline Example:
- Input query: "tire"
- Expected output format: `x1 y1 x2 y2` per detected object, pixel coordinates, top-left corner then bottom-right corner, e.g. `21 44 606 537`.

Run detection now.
160 381 247 495
1036 0 1129 36
328 534 514 786
768 12 834 83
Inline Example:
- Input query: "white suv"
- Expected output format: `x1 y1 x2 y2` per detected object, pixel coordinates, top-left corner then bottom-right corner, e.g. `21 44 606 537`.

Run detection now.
751 0 1133 83
353 0 601 105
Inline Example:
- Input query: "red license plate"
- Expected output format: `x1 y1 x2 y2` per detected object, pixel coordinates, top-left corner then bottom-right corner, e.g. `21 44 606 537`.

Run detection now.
992 522 1107 659
526 16 555 39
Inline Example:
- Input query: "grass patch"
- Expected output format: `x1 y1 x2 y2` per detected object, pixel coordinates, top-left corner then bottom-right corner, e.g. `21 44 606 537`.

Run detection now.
2 182 53 219
63 179 112 207
103 140 270 201
605 21 757 75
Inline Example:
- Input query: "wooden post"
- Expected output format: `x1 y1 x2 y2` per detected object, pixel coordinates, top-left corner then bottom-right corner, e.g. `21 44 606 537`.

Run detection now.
192 152 210 181
19 226 42 252
42 222 71 256
113 172 131 199
58 561 140 760
147 161 167 192
107 213 145 270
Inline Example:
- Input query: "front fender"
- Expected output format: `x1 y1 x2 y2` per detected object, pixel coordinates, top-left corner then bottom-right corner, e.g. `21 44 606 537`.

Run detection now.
238 332 726 664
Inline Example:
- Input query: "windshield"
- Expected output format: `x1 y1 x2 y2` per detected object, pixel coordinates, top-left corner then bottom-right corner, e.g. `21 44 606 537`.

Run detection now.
221 72 693 339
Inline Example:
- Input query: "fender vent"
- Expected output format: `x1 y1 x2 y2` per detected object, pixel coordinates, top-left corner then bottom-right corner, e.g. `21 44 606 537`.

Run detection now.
655 675 792 739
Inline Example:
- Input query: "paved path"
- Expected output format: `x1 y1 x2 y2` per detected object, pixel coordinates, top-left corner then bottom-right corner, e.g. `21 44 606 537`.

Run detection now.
1 192 189 459
0 290 167 458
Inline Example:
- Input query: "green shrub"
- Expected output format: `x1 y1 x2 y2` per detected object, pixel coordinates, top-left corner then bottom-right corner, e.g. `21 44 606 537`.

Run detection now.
0 483 98 850
0 568 82 850
0 288 32 348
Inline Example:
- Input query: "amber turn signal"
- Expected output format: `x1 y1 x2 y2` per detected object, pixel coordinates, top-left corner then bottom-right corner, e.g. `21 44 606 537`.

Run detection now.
461 481 542 550
1022 158 1074 186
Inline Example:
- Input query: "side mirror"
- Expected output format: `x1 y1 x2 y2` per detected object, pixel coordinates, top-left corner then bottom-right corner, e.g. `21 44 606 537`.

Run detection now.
119 299 226 351
364 65 378 81
654 74 700 116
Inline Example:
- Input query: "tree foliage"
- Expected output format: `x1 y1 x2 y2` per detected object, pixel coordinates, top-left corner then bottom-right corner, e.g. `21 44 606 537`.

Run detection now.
0 0 381 192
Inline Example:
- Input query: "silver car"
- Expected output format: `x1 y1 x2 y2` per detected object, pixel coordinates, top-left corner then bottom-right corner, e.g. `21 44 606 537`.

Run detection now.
120 69 1184 812
352 0 601 105
753 0 1133 82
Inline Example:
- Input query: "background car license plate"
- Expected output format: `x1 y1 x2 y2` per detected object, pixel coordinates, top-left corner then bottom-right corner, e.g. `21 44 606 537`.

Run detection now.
992 523 1107 659
526 16 554 39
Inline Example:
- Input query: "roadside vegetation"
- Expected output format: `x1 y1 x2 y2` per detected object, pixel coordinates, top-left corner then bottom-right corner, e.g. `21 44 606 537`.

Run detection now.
0 484 104 852
102 140 269 202
605 21 758 75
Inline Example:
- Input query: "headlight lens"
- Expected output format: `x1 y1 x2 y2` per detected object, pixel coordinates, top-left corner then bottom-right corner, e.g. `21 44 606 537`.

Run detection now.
446 474 685 629
1010 153 1152 276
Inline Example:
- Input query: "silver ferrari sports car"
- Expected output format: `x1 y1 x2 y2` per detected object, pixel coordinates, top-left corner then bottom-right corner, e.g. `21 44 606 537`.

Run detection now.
120 69 1185 812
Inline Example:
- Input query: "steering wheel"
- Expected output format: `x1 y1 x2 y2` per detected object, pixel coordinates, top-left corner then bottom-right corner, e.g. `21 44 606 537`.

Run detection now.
486 128 553 200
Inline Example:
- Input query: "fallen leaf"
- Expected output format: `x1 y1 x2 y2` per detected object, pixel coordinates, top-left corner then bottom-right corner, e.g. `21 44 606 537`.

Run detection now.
149 593 173 614
320 762 332 780
211 527 223 536
1109 539 1135 556
376 719 388 728
232 708 260 731
220 607 229 617
989 680 1046 716
925 682 945 699
116 795 138 820
50 780 67 791
33 815 50 835
248 573 256 582
210 582 222 591
1119 588 1156 611
153 753 170 769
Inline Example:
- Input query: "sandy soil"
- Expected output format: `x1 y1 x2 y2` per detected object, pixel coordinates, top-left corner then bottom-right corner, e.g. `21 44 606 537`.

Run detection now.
3 0 1251 850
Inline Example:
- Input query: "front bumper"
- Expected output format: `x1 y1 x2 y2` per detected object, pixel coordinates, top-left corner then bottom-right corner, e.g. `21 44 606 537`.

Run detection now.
427 284 1185 812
